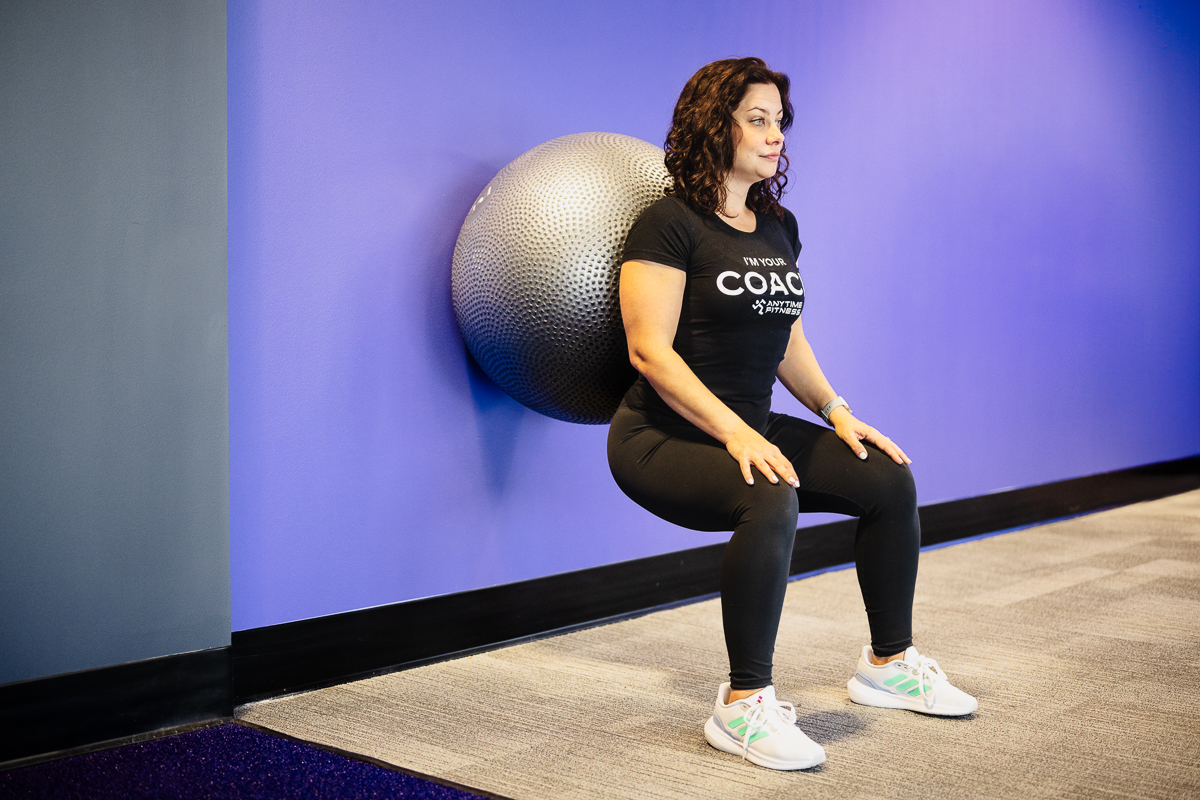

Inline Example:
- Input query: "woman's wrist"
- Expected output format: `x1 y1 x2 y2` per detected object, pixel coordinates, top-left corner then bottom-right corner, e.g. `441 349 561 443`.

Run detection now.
826 405 853 427
717 419 760 447
819 396 851 425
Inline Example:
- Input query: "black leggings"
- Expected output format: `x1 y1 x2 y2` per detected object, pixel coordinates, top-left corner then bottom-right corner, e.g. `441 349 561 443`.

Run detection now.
608 403 920 691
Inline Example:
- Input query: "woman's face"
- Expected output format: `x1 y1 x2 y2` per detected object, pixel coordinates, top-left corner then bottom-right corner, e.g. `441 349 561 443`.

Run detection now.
728 82 785 189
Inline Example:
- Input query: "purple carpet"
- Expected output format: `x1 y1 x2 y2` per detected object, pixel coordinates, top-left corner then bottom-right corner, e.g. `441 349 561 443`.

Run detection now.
0 723 490 799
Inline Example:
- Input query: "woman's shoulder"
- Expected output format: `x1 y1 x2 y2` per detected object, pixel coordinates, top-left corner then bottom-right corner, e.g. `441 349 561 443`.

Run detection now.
628 194 701 241
768 204 797 232
768 205 801 255
780 205 798 228
638 194 700 224
623 194 699 268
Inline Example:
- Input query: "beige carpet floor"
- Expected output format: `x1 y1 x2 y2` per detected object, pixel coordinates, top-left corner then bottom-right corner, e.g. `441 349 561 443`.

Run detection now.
238 490 1200 799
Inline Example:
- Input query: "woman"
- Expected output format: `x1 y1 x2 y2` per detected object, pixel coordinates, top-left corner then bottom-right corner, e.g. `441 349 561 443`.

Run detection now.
608 57 976 772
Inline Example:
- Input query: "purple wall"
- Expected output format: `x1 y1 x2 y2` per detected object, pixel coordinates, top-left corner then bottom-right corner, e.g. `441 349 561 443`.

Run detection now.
229 0 1199 630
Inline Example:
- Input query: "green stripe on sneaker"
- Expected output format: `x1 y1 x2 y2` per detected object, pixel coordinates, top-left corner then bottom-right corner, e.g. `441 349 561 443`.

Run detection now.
728 716 745 728
747 730 769 744
883 674 909 687
896 678 920 692
907 684 932 696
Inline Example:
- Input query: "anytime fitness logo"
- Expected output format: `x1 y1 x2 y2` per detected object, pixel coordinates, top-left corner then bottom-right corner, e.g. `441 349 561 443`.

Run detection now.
750 298 803 316
717 257 805 316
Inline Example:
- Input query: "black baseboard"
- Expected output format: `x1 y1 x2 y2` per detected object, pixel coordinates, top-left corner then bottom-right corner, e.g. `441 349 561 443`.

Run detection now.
232 455 1199 703
0 647 232 767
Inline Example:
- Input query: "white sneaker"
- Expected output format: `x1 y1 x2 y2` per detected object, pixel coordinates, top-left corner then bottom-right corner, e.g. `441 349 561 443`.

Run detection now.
847 645 978 716
703 683 826 770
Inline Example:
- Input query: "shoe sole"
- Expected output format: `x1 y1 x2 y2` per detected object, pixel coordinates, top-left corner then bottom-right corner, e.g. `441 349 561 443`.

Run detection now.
703 716 826 770
847 674 977 716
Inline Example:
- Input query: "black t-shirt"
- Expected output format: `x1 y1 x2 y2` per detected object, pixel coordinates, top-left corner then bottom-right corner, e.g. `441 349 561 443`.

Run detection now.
621 195 804 433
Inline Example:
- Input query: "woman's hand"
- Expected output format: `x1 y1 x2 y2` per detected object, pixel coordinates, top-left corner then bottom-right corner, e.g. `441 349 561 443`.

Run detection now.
724 429 800 487
827 407 911 465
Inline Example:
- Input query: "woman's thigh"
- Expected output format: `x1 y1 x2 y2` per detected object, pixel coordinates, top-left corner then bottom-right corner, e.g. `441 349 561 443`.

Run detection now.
763 413 917 517
608 405 798 533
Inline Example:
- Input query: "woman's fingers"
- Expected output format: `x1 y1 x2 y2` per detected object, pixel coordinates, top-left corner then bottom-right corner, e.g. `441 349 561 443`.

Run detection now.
739 456 756 485
838 428 869 460
727 432 799 487
861 428 912 465
738 450 794 487
841 424 914 466
770 454 800 487
880 438 911 465
831 414 912 466
757 447 801 487
751 454 779 485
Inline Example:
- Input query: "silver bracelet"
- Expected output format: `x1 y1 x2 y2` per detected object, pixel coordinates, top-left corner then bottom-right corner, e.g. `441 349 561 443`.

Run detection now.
819 396 850 425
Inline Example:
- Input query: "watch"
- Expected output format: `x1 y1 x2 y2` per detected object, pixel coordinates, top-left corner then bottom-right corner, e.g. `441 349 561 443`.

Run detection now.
819 396 850 425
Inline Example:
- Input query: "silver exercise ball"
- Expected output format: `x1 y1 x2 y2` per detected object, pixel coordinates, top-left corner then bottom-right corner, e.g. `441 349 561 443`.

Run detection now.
452 132 671 424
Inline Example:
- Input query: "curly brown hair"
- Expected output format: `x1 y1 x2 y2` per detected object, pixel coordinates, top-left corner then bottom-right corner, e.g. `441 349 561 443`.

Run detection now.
664 57 794 220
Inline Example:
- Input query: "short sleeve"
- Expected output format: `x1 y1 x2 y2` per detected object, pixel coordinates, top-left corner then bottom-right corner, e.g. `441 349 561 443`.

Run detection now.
782 208 801 260
621 196 696 271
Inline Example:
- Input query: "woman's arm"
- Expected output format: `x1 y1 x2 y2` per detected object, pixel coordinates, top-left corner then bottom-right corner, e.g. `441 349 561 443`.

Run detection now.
621 258 799 487
776 316 911 465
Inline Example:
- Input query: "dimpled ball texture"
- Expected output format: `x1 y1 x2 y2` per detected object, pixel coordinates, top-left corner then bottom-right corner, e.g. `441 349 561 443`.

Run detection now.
452 132 671 424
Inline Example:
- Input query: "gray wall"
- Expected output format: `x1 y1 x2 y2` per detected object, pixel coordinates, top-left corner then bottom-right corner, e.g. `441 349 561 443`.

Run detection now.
0 0 229 684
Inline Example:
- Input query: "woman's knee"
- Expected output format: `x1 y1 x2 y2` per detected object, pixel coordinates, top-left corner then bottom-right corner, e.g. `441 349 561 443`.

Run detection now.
738 479 800 535
885 460 918 508
859 453 918 518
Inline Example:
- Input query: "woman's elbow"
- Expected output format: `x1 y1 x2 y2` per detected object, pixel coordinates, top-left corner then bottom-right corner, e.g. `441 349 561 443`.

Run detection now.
626 342 661 377
627 347 651 376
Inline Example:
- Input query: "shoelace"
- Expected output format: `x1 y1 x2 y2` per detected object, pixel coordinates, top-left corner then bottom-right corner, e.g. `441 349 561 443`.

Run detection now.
906 654 947 708
736 697 797 760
